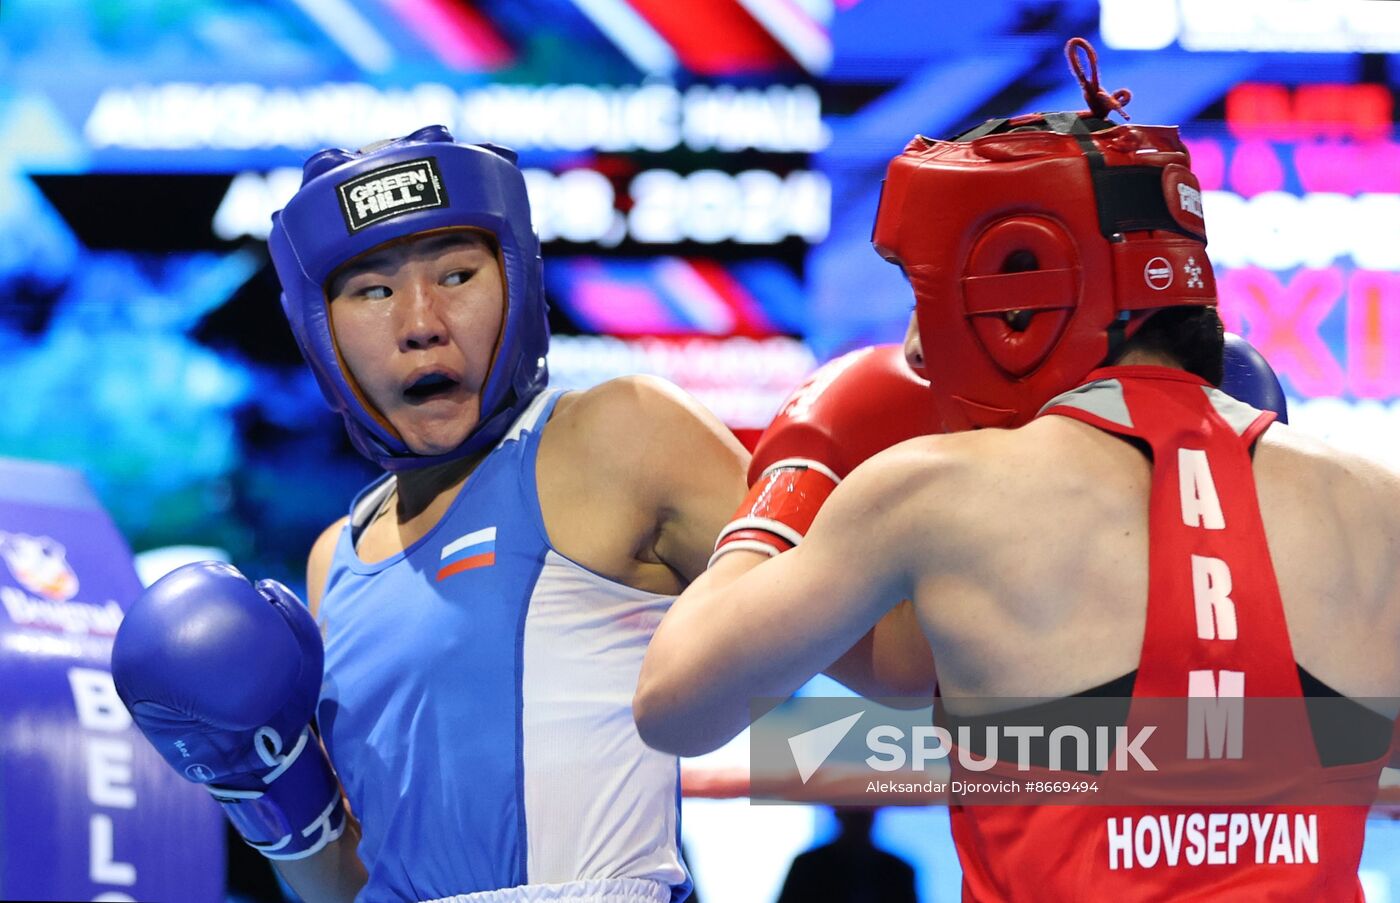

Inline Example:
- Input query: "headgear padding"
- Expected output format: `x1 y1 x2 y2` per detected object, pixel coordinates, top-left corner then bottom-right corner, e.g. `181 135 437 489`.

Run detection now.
269 125 548 470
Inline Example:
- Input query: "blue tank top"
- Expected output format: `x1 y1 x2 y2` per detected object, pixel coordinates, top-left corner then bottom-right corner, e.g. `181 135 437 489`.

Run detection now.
316 391 689 903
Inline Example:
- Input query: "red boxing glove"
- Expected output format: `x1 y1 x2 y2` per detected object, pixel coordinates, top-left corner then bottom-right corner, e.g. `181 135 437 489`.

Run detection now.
711 344 939 567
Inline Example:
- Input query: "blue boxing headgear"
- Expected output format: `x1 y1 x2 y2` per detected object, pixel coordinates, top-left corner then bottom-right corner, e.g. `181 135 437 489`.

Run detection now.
1220 333 1288 424
269 125 548 471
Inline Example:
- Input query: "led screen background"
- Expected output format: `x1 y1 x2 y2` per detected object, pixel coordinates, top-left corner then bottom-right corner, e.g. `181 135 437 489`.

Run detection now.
2 1 1399 900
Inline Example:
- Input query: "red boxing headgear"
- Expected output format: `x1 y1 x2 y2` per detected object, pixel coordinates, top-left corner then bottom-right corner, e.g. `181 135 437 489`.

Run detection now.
871 39 1215 432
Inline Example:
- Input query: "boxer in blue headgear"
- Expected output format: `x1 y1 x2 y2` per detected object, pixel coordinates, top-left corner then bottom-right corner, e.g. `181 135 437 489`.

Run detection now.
112 126 758 903
270 125 548 469
1221 332 1288 423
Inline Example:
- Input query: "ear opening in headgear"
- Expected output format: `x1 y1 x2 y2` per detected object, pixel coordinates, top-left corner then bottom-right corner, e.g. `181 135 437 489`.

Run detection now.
999 250 1040 332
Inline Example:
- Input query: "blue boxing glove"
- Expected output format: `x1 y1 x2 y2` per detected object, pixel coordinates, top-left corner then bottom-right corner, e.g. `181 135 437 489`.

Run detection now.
1221 332 1288 423
112 561 346 860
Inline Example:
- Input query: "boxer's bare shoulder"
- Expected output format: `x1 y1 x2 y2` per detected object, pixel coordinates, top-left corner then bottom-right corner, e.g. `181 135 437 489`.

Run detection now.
792 431 977 589
306 516 349 617
1255 420 1400 520
822 420 1154 698
537 375 749 591
1253 423 1400 695
852 416 1146 560
541 374 743 471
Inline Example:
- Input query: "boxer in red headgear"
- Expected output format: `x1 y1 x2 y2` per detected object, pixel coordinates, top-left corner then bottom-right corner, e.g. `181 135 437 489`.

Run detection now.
637 39 1400 901
873 46 1213 432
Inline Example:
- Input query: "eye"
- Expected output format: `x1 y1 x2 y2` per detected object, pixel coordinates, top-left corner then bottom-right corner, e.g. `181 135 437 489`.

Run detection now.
359 284 392 300
442 269 476 287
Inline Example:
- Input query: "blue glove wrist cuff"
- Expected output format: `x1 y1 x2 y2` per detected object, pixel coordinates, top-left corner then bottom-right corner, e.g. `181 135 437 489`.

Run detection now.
207 726 346 861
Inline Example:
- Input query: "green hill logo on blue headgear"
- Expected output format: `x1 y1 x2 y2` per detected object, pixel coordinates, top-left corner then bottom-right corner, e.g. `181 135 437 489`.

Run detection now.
337 158 448 232
268 125 549 472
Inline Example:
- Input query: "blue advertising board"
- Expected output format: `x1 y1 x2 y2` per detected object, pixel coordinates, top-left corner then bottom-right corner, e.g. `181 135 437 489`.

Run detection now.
0 457 223 901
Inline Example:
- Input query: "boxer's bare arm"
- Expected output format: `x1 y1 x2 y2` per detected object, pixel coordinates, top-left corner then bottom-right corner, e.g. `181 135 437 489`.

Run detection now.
306 516 347 619
1253 425 1400 702
607 378 935 700
539 376 749 590
635 442 934 755
274 819 367 903
633 378 750 581
824 600 936 701
272 518 367 903
542 374 937 717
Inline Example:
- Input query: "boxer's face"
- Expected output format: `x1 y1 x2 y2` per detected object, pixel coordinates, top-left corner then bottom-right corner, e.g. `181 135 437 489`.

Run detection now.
328 230 505 456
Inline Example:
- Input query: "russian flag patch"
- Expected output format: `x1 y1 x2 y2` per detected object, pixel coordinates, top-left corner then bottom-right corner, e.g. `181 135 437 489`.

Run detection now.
437 526 497 581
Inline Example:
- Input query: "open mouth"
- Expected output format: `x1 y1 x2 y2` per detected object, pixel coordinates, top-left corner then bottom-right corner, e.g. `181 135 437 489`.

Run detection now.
403 371 461 403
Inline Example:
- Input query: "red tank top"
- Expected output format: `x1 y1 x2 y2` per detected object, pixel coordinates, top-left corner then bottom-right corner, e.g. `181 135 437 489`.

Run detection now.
946 366 1386 902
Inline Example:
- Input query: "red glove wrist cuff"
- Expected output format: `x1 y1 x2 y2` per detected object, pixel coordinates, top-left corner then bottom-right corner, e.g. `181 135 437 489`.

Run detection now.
709 458 840 568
